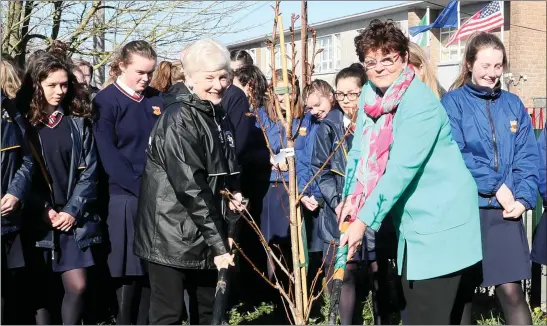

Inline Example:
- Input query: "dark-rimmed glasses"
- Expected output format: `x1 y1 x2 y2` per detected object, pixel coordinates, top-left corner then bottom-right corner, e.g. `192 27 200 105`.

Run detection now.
334 92 361 101
363 53 400 70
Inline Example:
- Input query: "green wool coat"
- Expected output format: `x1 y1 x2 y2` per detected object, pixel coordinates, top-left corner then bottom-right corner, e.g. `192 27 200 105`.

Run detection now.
343 77 482 281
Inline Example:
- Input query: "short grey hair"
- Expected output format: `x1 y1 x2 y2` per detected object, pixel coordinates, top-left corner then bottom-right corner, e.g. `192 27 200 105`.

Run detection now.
182 39 230 77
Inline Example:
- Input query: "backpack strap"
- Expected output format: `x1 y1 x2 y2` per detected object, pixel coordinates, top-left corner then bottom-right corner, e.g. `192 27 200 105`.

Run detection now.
28 137 53 194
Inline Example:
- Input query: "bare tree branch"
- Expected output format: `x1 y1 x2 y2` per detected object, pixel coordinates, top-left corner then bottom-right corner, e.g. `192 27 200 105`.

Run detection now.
50 1 62 40
3 1 259 69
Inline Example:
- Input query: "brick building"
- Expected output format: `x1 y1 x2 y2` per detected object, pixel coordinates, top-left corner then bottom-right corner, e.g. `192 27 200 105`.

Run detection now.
227 0 546 120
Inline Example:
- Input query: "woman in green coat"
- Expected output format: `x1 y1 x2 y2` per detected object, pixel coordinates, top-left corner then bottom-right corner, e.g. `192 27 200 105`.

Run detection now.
337 20 483 324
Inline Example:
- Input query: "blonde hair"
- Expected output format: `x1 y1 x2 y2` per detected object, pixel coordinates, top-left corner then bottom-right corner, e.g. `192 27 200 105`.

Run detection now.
408 42 441 99
182 39 230 78
170 61 184 83
449 31 507 91
1 58 23 99
302 79 335 104
150 61 173 92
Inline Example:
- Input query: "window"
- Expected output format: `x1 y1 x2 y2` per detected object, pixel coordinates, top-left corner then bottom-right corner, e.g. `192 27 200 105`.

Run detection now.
313 34 341 74
274 43 293 70
394 21 409 36
249 49 257 65
440 15 470 63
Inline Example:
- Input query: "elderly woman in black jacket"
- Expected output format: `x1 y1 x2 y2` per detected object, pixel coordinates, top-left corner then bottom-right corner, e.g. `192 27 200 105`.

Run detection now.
134 38 244 325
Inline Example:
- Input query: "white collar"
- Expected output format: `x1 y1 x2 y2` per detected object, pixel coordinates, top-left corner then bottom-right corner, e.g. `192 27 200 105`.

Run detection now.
116 77 140 97
343 114 351 129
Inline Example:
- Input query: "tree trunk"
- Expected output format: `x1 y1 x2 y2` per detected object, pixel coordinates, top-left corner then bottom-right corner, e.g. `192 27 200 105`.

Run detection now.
15 0 34 66
92 0 105 87
297 205 309 312
51 1 62 41
301 1 309 86
5 1 23 60
278 16 305 325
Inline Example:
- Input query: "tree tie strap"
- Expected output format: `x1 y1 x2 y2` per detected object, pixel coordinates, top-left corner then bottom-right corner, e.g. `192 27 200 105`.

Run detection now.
274 86 292 95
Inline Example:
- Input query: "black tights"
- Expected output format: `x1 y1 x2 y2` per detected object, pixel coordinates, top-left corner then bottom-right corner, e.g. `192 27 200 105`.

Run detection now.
2 268 29 324
326 262 361 325
114 276 150 325
495 282 532 325
35 268 87 325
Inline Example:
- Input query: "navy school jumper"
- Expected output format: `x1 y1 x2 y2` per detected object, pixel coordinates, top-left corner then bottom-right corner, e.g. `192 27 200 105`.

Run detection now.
92 83 163 197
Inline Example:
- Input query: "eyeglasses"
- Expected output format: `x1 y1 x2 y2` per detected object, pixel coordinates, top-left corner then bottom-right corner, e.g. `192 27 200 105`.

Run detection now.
334 92 361 101
363 53 400 70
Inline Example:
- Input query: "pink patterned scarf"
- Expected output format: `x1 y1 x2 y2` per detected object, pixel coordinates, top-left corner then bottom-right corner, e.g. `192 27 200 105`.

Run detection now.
349 65 415 220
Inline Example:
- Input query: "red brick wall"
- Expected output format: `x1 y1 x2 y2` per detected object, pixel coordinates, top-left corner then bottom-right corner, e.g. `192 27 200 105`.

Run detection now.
507 1 546 108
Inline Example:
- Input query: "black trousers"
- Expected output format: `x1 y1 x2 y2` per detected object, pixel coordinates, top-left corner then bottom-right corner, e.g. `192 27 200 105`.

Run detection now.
401 251 481 325
148 262 217 325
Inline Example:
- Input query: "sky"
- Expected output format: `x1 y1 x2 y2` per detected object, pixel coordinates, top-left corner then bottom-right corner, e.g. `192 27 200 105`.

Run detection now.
217 1 408 46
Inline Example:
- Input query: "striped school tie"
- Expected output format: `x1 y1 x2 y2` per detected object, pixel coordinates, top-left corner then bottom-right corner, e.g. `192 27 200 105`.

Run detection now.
42 111 64 128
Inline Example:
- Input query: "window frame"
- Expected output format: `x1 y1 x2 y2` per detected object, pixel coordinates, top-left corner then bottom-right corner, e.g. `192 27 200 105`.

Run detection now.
248 49 257 65
312 33 341 74
439 15 471 64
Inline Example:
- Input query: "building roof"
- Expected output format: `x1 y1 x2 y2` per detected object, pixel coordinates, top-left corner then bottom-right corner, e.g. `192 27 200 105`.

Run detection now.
227 1 425 49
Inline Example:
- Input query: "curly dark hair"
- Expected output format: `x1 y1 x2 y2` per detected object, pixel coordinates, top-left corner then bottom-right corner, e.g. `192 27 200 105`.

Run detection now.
16 52 92 126
354 19 408 63
233 64 268 108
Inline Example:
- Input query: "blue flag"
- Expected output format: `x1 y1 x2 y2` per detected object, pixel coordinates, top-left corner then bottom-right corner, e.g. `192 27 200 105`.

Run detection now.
409 1 459 37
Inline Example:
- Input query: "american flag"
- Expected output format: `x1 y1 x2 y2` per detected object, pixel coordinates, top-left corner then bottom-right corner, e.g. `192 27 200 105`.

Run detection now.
445 1 504 47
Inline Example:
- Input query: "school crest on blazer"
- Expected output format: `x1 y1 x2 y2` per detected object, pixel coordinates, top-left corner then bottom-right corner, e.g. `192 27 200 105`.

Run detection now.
152 106 162 116
510 120 518 133
299 126 307 136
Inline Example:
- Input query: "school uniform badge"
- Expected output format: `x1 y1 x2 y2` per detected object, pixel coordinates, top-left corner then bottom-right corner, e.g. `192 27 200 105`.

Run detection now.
510 120 518 133
225 131 235 148
299 127 307 136
152 106 161 116
2 110 11 122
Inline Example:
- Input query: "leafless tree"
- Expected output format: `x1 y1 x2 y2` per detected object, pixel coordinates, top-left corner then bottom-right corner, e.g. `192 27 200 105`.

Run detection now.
1 1 264 83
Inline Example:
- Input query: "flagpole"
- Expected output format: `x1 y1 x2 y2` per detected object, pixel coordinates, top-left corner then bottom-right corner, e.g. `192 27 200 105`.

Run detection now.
500 1 505 90
500 1 504 43
426 6 430 59
426 6 430 46
457 1 461 60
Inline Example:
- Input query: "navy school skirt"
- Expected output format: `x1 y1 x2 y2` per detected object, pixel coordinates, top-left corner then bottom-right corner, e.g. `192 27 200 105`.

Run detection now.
479 208 531 287
260 183 322 249
47 232 95 272
24 231 94 273
106 194 146 277
531 211 547 266
1 232 25 270
260 183 291 246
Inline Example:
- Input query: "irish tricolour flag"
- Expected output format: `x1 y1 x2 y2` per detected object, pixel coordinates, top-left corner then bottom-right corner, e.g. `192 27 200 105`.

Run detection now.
410 15 428 47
